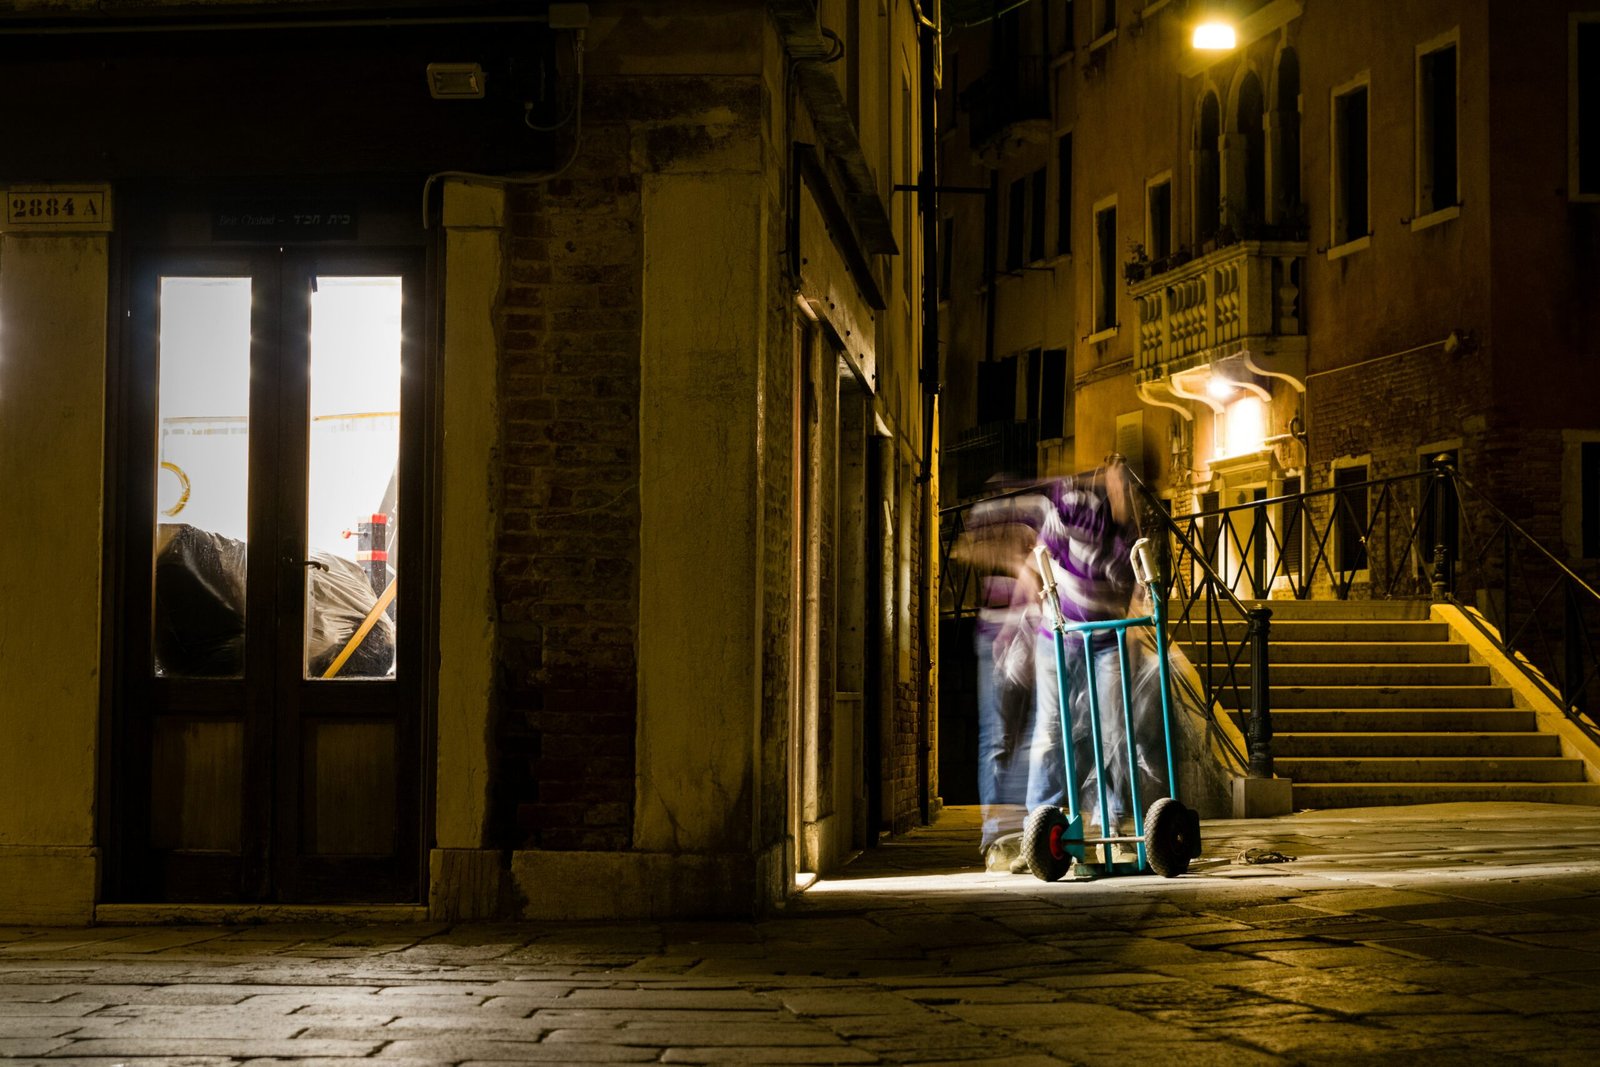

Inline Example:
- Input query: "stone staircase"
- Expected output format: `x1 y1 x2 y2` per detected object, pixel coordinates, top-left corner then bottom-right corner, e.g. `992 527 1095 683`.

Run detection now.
1177 599 1600 809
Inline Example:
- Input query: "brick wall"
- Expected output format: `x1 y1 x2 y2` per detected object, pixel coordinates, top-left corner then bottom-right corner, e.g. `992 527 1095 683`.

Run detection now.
493 104 643 852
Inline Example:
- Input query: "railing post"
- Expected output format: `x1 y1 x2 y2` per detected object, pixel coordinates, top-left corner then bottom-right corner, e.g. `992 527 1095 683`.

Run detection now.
1565 583 1585 721
1429 455 1452 601
1247 607 1273 778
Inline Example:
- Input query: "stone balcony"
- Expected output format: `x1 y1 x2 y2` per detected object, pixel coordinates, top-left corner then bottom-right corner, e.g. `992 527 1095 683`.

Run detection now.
1129 239 1309 399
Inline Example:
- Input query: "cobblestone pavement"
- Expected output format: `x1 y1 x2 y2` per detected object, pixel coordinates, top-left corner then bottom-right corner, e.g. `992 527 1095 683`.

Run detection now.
3 803 1600 1065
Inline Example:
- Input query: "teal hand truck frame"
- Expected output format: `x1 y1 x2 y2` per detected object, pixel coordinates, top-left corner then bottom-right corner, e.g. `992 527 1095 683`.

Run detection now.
1023 537 1203 881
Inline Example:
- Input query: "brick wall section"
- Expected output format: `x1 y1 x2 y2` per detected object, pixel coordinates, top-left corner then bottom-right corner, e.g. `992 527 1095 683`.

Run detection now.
891 481 923 835
1304 346 1492 598
493 107 643 852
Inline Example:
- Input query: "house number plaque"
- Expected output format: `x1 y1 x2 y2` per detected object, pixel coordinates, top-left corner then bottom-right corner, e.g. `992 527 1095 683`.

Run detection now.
4 187 112 232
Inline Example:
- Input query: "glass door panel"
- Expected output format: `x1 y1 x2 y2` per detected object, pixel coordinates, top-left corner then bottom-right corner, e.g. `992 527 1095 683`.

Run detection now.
304 276 403 680
152 277 252 679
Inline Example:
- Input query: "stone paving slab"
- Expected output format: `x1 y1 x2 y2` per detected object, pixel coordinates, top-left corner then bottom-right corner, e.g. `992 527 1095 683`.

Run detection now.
0 803 1599 1063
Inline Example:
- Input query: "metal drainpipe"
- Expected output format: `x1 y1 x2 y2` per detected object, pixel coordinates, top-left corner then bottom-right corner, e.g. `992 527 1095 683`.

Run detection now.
915 8 941 826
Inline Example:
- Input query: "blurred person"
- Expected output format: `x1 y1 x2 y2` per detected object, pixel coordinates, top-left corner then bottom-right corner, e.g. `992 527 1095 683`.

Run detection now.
955 491 1048 872
1028 457 1140 835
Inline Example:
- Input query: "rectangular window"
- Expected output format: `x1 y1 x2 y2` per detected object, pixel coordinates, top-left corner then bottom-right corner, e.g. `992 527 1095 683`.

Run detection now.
976 357 1017 425
1583 442 1600 558
1334 464 1370 572
1092 198 1117 333
1416 36 1459 217
1057 133 1074 255
1332 79 1370 247
1145 176 1172 261
1028 168 1047 262
901 73 915 303
1006 175 1026 272
1038 349 1067 439
938 216 954 302
1573 17 1600 199
1115 410 1145 478
1280 474 1304 588
1092 0 1115 40
1049 0 1075 54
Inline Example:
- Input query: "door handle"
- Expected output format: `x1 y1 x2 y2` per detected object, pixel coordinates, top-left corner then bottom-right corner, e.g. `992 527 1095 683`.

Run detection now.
303 559 329 572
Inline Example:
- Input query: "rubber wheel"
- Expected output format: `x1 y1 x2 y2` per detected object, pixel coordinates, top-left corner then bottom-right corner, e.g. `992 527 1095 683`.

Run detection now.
1023 805 1074 882
1144 797 1198 878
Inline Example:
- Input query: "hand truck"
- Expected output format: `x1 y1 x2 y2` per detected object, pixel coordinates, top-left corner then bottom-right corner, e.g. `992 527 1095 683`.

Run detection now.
1023 537 1203 880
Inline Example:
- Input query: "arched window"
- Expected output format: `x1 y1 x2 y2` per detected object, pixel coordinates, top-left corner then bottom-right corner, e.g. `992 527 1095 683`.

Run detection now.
1196 92 1221 243
1273 48 1302 228
1237 71 1266 233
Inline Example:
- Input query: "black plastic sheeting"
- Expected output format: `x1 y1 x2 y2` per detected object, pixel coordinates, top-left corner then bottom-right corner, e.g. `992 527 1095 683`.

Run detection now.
153 523 394 678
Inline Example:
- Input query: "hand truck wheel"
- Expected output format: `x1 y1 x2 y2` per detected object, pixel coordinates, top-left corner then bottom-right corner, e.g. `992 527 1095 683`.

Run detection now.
1023 805 1074 882
1144 797 1199 878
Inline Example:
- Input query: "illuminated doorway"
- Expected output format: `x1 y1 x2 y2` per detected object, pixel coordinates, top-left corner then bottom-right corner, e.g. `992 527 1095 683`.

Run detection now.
107 247 427 903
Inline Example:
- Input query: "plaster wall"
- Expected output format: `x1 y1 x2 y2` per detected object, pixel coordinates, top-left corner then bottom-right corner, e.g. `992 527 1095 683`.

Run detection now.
0 226 110 923
636 169 767 855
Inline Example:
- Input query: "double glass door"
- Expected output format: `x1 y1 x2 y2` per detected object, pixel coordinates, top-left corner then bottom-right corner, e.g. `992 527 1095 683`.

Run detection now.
111 247 425 903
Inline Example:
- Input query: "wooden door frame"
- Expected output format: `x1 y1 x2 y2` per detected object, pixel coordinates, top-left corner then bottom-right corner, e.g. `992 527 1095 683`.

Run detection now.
99 190 440 905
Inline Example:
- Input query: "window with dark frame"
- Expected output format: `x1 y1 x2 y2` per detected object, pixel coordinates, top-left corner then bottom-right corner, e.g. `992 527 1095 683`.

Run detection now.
1029 168 1047 263
1575 20 1600 198
1281 475 1304 587
1006 175 1026 272
1092 0 1114 39
1049 0 1075 55
1057 133 1073 255
938 216 953 302
1038 349 1067 440
1418 41 1458 215
1583 442 1600 558
1093 201 1117 332
1147 179 1171 261
1333 83 1370 245
976 357 1018 426
1334 464 1370 572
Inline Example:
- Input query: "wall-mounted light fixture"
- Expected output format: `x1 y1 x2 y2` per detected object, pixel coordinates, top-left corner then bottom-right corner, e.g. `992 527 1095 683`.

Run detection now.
1192 20 1237 51
426 62 487 100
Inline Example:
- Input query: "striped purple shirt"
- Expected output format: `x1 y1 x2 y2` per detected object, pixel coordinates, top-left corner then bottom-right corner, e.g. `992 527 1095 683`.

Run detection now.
1035 476 1134 635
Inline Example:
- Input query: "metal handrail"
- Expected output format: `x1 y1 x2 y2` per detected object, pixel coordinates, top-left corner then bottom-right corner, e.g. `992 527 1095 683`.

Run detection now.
1123 466 1275 778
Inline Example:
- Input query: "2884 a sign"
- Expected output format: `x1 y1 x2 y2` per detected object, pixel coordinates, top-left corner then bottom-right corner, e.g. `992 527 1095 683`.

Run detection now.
5 189 108 229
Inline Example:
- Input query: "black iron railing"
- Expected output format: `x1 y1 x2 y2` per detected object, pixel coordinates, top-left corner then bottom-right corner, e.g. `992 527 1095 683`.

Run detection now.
1131 462 1600 740
1448 470 1600 740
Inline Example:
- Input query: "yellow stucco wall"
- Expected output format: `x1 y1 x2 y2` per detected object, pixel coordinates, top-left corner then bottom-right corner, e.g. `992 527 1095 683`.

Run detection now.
0 223 111 922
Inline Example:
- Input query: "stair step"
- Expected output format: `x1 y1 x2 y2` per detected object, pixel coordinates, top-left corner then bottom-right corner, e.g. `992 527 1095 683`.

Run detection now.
1203 663 1490 686
1274 732 1564 758
1180 641 1471 665
1277 757 1589 783
1171 620 1452 644
1293 782 1600 808
1267 708 1539 732
1218 685 1512 709
1191 599 1434 621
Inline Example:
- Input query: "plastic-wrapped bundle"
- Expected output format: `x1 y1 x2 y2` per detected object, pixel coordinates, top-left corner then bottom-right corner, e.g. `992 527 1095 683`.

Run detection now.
153 524 249 676
304 551 395 677
153 523 393 678
1066 623 1235 831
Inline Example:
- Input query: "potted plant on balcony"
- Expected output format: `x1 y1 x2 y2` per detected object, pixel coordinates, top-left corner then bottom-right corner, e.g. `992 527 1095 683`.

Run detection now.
1123 241 1150 285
